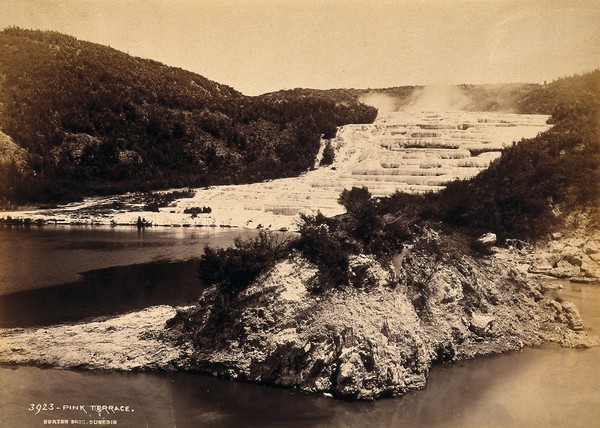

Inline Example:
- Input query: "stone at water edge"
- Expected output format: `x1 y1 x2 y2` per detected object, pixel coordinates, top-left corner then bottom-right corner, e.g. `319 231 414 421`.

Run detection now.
560 301 585 331
477 233 497 246
549 260 581 278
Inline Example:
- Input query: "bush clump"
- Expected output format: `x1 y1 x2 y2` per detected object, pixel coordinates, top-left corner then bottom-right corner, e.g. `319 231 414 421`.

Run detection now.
184 206 212 216
295 213 354 292
198 231 294 295
319 141 335 166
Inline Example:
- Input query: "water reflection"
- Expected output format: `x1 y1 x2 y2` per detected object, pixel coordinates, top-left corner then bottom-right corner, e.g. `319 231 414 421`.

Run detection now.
0 225 254 295
2 341 599 428
0 226 598 427
0 260 202 327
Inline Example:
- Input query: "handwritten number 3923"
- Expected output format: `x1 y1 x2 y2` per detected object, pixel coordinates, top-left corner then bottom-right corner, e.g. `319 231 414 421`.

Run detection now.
28 403 54 415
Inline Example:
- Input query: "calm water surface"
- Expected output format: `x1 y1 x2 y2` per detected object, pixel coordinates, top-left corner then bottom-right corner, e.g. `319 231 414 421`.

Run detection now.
0 225 255 294
0 226 599 427
0 225 255 327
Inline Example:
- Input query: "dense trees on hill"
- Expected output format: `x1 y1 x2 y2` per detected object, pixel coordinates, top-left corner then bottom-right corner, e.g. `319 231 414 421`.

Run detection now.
0 28 377 204
428 70 599 239
361 69 600 241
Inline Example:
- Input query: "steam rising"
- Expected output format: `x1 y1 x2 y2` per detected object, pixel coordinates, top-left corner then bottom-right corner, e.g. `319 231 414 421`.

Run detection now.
358 93 398 112
360 85 475 113
404 85 471 112
359 84 525 113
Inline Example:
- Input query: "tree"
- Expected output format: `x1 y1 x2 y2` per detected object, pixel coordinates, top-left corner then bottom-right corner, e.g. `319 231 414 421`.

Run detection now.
320 141 335 166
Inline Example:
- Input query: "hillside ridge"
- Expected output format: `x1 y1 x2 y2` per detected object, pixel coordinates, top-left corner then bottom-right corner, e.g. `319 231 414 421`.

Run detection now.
0 28 376 205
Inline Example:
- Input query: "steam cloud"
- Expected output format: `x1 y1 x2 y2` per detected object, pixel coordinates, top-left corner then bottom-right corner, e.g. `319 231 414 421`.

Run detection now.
358 93 398 112
359 85 475 113
404 85 471 112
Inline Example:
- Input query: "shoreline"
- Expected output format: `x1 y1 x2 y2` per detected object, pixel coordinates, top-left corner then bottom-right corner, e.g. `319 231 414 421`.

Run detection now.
0 305 191 372
0 234 597 400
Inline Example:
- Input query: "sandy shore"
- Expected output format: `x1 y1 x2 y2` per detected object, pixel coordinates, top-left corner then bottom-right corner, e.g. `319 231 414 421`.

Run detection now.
0 306 191 371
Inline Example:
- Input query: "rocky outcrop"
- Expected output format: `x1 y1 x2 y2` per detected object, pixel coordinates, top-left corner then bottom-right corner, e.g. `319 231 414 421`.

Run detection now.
526 220 600 283
167 231 595 400
477 233 497 247
0 228 595 401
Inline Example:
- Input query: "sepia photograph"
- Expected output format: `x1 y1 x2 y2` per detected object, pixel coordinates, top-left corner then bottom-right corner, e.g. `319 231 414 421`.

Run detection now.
0 0 599 426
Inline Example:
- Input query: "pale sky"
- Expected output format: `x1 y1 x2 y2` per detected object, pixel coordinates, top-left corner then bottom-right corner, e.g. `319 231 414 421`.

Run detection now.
1 0 599 95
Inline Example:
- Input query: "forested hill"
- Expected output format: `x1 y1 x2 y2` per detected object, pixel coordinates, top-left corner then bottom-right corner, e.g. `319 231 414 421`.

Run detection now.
0 28 377 204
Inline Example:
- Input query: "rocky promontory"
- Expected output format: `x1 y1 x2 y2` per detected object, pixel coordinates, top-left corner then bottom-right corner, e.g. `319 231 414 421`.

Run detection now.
166 229 596 400
0 227 596 400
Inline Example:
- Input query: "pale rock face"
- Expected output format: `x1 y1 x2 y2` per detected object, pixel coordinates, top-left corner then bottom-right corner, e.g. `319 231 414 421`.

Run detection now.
469 313 496 337
0 232 595 400
584 241 600 256
529 256 554 274
0 306 189 370
581 256 600 278
478 233 497 246
164 231 594 400
527 221 600 281
549 260 581 278
554 301 585 331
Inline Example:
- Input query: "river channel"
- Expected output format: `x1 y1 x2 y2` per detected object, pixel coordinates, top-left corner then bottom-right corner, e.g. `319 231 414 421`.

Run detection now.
0 225 598 427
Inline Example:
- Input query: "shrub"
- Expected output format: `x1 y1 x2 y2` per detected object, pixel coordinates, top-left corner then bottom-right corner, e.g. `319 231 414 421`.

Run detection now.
320 141 335 166
198 231 294 295
184 206 212 216
336 187 414 257
295 213 354 292
338 186 372 216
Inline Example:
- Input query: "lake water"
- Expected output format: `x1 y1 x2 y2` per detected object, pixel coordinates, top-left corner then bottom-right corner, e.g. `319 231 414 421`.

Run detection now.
0 226 599 427
0 225 256 327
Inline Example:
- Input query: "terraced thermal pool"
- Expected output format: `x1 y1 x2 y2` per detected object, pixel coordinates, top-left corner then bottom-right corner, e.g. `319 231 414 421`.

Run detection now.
1 111 550 230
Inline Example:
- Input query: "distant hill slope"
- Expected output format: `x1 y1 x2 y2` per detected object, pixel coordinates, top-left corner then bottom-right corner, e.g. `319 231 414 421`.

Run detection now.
431 69 600 239
264 82 540 113
0 28 377 204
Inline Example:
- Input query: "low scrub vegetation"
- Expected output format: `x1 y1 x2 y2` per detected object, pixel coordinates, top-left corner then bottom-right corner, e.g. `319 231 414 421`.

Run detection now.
429 70 600 240
198 231 294 295
319 141 335 166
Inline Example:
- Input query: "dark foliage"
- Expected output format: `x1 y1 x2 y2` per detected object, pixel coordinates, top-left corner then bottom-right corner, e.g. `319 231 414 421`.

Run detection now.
338 187 372 216
337 187 417 256
183 206 212 216
429 70 600 240
0 28 377 205
142 189 195 212
320 141 335 166
293 190 416 292
198 231 294 295
294 213 354 292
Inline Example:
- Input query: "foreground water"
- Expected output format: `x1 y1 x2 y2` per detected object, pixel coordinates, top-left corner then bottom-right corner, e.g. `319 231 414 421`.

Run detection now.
0 226 598 427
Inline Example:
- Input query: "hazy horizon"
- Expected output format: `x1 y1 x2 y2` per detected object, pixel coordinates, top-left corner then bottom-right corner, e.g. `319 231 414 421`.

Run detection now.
1 0 599 95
